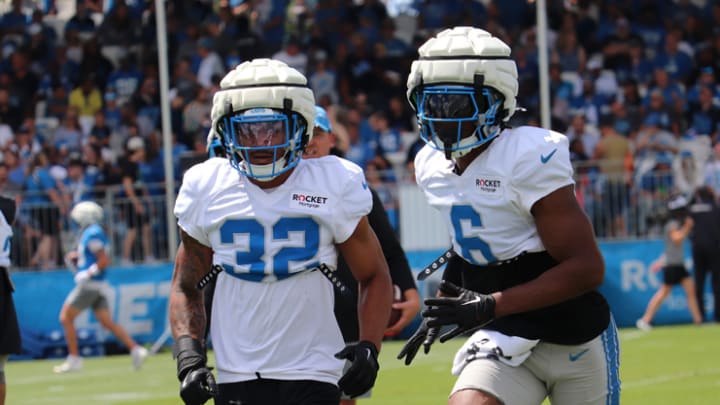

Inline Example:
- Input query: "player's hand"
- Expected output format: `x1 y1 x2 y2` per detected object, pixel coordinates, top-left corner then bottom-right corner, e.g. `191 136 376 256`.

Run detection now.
175 336 217 405
335 340 379 398
180 367 218 405
73 270 91 285
396 317 439 365
386 288 421 336
423 281 495 343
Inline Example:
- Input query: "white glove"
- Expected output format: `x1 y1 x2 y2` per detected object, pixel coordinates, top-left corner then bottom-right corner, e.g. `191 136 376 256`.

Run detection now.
87 264 100 276
74 270 91 285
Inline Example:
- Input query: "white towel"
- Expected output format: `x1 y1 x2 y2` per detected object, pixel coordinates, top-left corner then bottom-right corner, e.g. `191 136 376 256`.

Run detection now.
451 330 540 376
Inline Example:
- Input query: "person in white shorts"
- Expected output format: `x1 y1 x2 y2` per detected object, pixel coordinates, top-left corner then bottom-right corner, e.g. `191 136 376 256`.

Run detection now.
397 27 621 405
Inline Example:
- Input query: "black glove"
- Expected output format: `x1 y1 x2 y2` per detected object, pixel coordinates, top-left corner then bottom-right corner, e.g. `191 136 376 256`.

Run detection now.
396 317 439 366
334 340 379 398
423 281 496 343
180 367 218 405
174 335 218 405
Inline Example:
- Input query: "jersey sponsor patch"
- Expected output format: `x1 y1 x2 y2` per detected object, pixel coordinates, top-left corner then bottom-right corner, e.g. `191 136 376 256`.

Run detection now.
475 176 503 197
289 191 331 212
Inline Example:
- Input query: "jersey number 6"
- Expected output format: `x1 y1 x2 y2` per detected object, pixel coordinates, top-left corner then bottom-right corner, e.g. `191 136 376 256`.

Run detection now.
450 205 496 265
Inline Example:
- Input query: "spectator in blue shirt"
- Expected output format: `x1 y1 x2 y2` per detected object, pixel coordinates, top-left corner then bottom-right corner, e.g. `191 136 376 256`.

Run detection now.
0 0 28 38
549 62 575 122
686 86 720 140
22 151 66 269
106 53 143 106
63 154 96 208
652 28 694 84
632 6 666 60
64 1 96 39
645 67 685 109
687 67 719 106
343 110 377 171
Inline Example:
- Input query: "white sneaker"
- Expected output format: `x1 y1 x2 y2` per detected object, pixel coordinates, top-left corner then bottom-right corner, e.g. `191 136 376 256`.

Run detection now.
53 355 83 373
636 319 652 331
131 346 148 370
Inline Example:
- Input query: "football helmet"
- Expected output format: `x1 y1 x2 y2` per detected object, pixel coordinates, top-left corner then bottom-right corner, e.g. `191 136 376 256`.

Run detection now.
70 201 104 228
205 129 224 158
407 27 518 159
211 59 316 181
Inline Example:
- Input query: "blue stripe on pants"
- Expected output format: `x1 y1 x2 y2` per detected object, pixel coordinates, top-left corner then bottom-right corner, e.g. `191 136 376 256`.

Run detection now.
602 315 621 405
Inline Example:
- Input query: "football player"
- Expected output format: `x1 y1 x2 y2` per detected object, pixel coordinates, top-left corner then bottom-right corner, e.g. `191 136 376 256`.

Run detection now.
397 27 620 405
0 196 20 405
305 105 421 405
54 201 148 373
170 59 392 405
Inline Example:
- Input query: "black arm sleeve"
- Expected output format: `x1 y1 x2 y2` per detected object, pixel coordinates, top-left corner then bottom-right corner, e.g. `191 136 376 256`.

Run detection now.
0 195 16 224
367 188 416 293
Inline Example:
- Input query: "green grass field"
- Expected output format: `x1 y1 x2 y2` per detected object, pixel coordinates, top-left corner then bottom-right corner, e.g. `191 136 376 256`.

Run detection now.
7 324 719 404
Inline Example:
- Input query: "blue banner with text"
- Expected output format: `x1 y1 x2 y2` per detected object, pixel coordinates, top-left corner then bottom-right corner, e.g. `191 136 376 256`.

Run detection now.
10 239 715 356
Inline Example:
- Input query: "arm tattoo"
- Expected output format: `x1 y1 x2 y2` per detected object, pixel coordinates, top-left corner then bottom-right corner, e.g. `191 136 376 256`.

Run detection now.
169 230 212 340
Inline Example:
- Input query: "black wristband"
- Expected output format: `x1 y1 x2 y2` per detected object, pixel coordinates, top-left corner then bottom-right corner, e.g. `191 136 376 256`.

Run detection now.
173 335 207 381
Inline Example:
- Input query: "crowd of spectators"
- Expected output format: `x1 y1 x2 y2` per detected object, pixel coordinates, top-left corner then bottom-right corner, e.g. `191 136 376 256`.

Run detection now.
2 0 720 269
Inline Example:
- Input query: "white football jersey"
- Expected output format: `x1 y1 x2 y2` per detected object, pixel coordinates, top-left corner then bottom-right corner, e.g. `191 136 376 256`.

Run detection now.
175 155 371 385
414 126 574 265
0 208 11 268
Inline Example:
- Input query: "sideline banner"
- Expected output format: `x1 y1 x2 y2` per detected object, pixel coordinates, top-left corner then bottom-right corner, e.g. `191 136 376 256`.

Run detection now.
11 264 171 351
597 240 714 327
407 241 714 328
10 240 715 353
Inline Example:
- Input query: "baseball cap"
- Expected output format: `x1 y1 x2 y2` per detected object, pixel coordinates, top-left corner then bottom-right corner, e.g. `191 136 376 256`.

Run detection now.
314 106 332 132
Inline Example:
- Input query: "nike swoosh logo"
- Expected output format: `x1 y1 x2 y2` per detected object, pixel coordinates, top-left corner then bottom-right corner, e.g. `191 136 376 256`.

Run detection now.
462 297 484 306
362 181 368 190
540 149 558 164
569 348 590 362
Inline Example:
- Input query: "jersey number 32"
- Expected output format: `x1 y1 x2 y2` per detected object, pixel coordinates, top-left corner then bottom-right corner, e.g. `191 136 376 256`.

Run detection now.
219 217 320 281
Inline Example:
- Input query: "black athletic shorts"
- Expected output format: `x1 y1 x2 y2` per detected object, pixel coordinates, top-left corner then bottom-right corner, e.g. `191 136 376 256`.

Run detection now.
29 206 61 236
216 379 340 405
0 268 22 355
124 201 150 229
663 265 690 285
